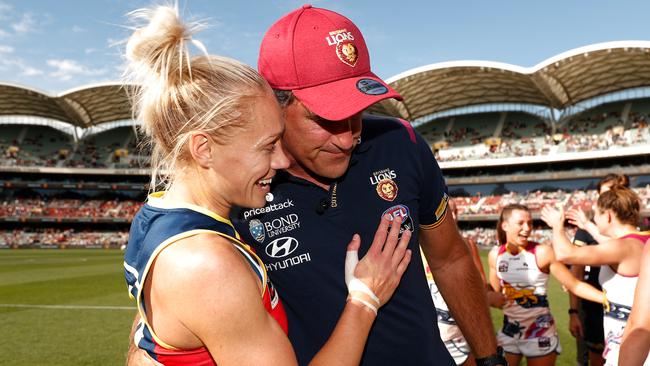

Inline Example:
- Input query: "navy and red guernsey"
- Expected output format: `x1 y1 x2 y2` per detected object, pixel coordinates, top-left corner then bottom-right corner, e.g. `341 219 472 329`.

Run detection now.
124 193 288 365
232 115 454 365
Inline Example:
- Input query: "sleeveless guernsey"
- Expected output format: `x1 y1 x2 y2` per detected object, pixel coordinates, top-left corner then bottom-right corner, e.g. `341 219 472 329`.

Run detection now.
124 193 288 365
600 231 650 366
495 242 557 342
420 249 463 341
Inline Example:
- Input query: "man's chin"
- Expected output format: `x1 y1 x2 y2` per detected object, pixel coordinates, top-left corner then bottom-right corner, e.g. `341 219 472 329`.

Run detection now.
313 161 348 180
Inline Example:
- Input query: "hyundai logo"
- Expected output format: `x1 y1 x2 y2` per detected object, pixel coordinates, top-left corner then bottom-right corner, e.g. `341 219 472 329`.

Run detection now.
265 237 299 258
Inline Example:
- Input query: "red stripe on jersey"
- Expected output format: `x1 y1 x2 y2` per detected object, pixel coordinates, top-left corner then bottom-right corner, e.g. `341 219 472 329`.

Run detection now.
398 118 416 144
620 233 650 244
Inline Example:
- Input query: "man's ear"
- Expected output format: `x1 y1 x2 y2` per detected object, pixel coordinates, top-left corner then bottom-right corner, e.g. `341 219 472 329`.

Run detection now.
188 132 213 169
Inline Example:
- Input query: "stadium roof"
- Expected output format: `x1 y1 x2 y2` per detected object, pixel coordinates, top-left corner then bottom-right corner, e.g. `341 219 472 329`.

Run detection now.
369 41 650 122
0 81 132 129
2 41 650 128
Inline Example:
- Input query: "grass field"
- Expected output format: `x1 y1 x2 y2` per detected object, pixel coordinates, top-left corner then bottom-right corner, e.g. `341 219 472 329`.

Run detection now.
0 249 134 366
0 249 579 365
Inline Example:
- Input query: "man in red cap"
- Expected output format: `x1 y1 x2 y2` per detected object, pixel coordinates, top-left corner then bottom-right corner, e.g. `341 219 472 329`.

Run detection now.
233 4 505 366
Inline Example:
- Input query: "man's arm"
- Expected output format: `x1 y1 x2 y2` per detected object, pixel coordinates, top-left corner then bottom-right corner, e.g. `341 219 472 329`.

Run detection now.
420 210 499 360
568 265 585 339
468 237 505 308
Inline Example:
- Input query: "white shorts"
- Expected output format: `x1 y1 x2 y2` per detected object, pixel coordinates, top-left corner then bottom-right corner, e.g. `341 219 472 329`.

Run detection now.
443 337 470 365
497 331 561 357
603 340 650 366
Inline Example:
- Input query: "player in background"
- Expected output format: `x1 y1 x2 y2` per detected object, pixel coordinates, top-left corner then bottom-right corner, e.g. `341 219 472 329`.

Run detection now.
490 204 605 366
421 199 506 365
542 186 649 366
565 174 629 366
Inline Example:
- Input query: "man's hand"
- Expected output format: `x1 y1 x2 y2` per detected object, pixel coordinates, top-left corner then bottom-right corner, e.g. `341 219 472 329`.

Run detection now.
486 290 506 309
569 313 584 339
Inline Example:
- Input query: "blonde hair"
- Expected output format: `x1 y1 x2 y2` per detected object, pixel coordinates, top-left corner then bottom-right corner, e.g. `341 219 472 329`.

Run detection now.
123 4 270 190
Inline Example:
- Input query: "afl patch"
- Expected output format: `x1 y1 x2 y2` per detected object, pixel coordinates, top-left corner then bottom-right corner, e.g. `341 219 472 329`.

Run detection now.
376 178 398 201
498 261 509 273
382 204 414 238
538 337 551 349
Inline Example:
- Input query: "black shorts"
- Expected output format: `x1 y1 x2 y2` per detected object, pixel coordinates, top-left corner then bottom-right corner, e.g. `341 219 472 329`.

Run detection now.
581 300 604 352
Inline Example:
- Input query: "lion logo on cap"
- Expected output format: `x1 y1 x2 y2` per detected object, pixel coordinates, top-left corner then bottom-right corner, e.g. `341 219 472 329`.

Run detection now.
337 42 358 67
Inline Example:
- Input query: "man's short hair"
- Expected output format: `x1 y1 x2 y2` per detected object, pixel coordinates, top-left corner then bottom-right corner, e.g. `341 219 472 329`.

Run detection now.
273 89 295 109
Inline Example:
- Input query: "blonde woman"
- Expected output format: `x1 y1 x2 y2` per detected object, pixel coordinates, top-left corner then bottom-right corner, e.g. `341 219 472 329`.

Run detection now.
122 5 411 365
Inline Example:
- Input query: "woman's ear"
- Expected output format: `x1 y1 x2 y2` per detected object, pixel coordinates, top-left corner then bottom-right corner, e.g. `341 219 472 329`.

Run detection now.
188 132 213 169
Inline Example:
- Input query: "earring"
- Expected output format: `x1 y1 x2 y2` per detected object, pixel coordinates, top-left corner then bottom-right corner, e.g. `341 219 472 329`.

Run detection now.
356 137 362 145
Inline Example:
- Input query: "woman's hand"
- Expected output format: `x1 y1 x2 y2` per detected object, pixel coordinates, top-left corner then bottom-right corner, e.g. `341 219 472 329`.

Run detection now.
541 205 565 229
345 215 412 309
566 207 589 230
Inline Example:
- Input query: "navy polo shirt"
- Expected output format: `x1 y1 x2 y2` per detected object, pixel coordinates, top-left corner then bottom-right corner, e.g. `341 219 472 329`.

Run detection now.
232 115 454 365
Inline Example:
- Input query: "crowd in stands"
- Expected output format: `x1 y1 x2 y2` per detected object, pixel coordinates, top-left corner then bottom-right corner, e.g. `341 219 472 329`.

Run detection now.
2 186 649 227
0 198 142 219
453 186 650 218
2 101 650 168
432 106 650 163
0 228 129 248
0 185 647 249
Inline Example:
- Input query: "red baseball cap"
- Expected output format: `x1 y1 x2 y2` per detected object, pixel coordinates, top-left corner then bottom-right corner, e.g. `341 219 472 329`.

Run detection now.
258 4 402 121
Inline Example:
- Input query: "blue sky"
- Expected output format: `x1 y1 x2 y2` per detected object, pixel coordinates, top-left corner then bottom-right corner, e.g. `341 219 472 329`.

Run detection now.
1 0 649 94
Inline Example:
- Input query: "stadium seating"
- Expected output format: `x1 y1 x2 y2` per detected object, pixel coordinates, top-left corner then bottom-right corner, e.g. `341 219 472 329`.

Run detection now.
452 185 650 220
0 125 73 167
0 198 142 220
65 126 134 168
418 98 650 163
0 228 129 249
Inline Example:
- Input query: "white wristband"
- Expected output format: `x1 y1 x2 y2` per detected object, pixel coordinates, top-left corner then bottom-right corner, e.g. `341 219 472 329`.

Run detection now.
348 295 378 315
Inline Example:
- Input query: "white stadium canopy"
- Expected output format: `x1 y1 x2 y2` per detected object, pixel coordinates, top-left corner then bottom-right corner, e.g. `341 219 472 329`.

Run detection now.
0 81 132 129
2 41 650 129
368 41 650 123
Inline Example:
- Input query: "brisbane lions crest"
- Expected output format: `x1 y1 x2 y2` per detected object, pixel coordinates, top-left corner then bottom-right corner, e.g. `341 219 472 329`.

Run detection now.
326 28 358 67
336 42 358 67
376 178 398 201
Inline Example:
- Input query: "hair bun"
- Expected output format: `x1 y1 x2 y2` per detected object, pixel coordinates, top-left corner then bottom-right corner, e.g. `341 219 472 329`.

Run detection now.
125 5 199 84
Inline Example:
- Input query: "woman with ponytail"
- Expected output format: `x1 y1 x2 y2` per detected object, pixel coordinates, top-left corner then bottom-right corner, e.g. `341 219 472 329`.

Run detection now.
542 186 650 365
489 204 605 366
122 5 411 365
